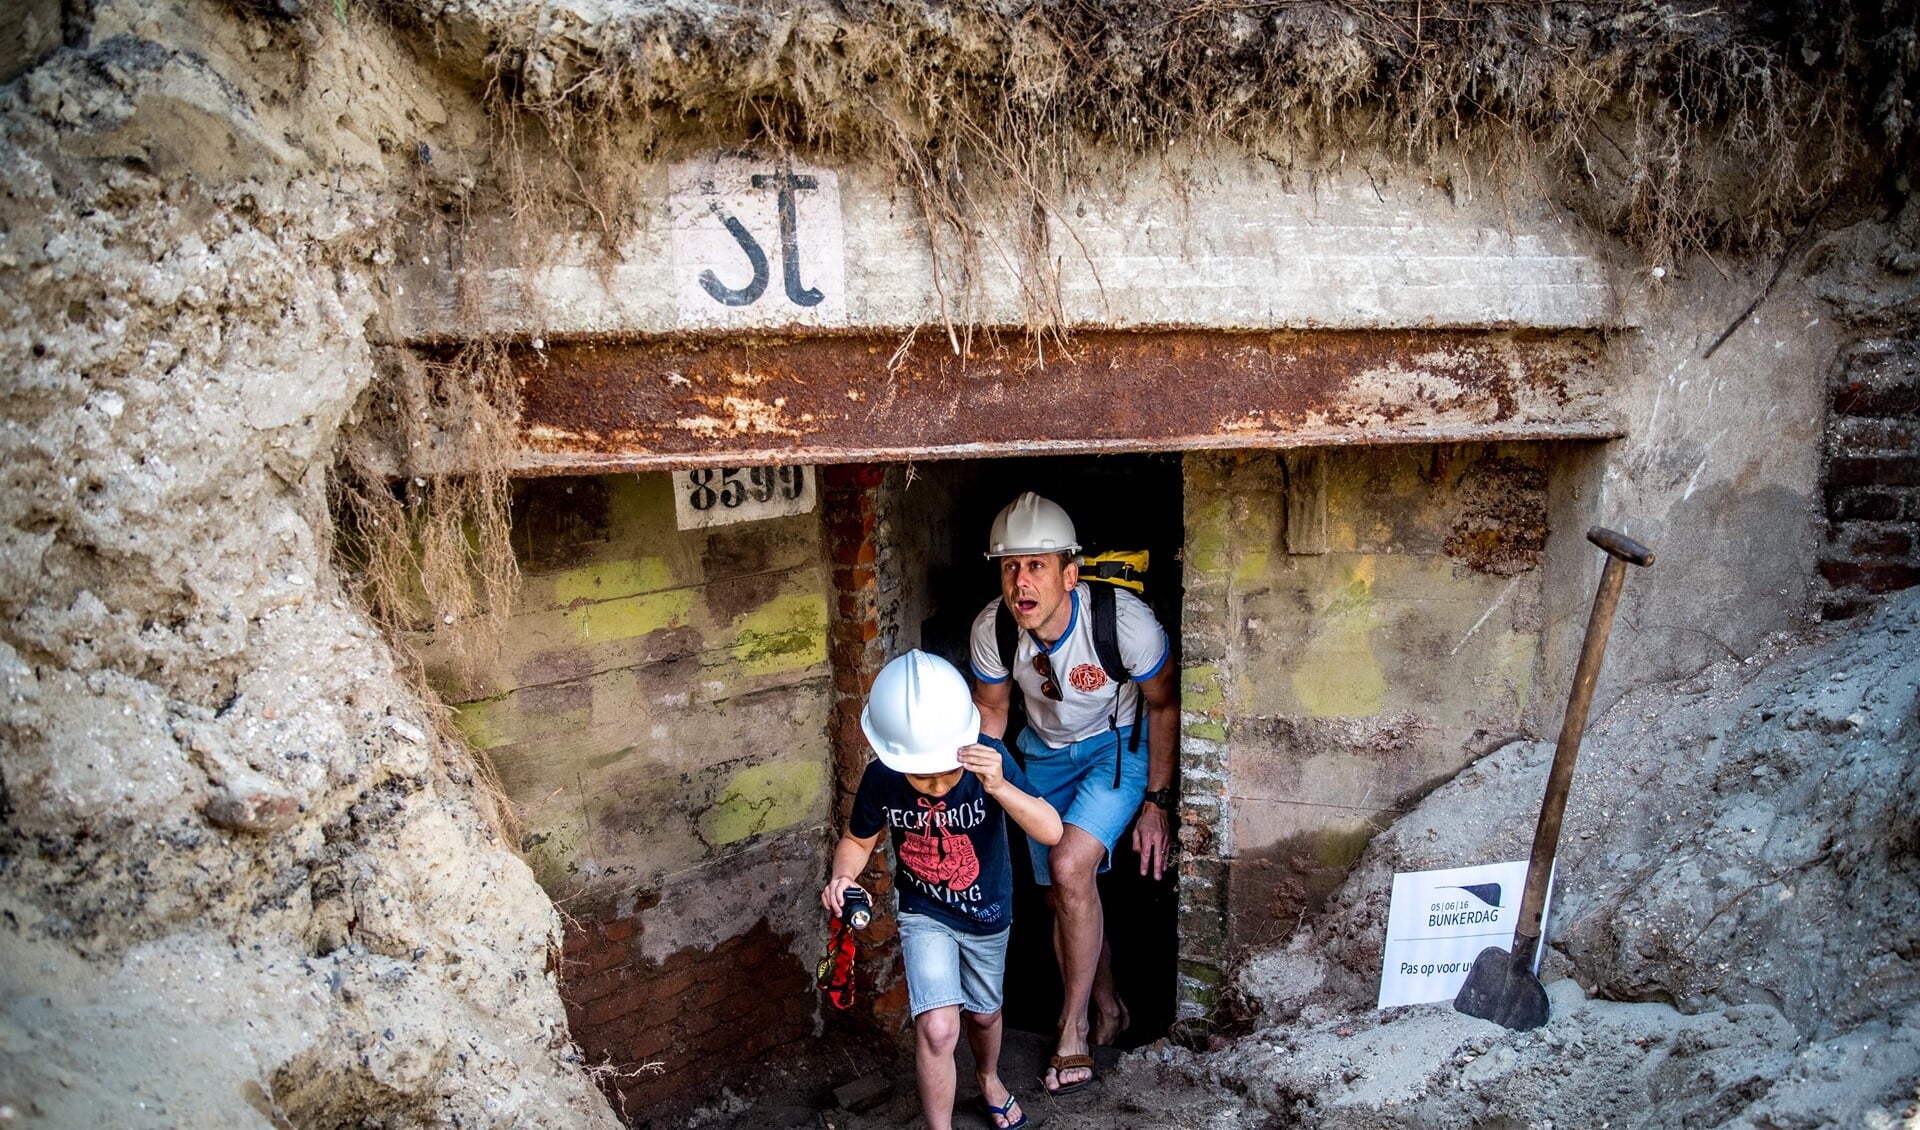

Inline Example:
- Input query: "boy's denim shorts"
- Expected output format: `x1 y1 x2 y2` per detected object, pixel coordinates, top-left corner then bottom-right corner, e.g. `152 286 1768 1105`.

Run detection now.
897 910 1011 1018
1016 723 1147 885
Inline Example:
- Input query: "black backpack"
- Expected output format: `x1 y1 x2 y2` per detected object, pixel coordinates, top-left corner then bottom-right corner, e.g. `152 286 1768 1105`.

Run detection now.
993 552 1148 783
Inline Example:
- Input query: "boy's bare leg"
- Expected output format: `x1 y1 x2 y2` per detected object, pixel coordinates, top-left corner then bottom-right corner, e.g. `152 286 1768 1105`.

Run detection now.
1045 825 1106 1092
965 1009 1022 1128
915 1006 962 1130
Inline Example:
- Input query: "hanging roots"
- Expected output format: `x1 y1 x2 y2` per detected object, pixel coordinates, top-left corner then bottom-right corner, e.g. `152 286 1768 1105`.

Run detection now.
368 0 1918 302
330 340 521 679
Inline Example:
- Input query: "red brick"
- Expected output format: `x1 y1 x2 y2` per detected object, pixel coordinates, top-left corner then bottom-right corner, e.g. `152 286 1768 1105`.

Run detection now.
1821 598 1872 621
648 961 700 1000
688 972 743 1009
601 918 637 943
824 464 888 490
574 937 633 977
620 1074 676 1113
835 538 878 566
826 508 878 542
1861 562 1920 593
583 984 646 1028
621 1022 679 1063
832 662 872 695
1833 379 1920 418
829 637 868 672
830 616 881 644
1818 559 1863 587
1829 456 1920 487
832 564 878 591
1828 489 1903 521
1849 529 1914 557
563 969 628 1005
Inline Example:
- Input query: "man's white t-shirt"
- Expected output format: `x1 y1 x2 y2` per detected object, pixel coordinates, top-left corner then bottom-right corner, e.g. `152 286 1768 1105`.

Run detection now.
969 582 1170 748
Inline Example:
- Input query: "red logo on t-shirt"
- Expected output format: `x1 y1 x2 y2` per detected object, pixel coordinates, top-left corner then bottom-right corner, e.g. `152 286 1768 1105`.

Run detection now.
1069 663 1109 693
897 798 981 891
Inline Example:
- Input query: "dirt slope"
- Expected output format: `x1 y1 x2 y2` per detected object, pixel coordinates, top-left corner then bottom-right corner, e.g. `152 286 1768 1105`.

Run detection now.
1175 587 1920 1127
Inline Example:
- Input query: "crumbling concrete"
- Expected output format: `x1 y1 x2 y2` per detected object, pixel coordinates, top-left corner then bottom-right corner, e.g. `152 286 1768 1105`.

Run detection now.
0 1 616 1124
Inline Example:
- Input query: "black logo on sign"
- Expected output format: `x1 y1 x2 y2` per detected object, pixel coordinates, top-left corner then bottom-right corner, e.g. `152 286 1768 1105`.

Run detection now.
699 171 825 309
1450 883 1503 908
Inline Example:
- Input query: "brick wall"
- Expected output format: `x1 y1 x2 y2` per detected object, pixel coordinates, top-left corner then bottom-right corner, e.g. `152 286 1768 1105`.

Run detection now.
1821 339 1920 620
1174 456 1234 1034
562 915 815 1120
822 464 913 1031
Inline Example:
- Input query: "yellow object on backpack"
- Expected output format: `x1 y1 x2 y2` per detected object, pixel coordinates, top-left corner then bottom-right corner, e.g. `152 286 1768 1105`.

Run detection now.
1077 549 1148 594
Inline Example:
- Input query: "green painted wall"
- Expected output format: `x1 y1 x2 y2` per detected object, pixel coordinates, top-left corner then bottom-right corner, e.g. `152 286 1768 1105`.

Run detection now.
1182 446 1551 955
423 472 833 918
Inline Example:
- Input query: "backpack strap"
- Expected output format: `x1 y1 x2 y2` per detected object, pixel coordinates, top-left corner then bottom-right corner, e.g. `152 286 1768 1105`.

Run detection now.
1088 583 1143 786
1088 582 1127 685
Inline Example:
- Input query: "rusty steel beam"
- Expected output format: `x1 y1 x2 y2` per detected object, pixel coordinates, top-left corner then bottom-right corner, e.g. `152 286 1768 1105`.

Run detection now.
508 329 1620 474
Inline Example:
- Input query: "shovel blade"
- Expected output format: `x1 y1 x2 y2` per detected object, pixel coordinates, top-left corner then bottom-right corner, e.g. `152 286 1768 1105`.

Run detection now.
1453 945 1550 1032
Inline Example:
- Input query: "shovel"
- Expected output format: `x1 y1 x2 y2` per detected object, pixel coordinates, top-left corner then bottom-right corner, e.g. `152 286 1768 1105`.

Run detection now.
1454 526 1655 1031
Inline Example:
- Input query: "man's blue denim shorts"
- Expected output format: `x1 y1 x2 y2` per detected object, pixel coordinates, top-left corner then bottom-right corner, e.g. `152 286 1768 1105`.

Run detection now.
898 910 1011 1018
1016 723 1147 885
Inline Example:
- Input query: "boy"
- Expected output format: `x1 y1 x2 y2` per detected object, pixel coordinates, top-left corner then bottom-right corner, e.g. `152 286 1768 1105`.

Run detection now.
822 650 1063 1130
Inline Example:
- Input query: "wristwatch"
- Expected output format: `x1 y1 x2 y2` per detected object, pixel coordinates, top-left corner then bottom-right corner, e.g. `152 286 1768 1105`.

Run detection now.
1140 787 1173 810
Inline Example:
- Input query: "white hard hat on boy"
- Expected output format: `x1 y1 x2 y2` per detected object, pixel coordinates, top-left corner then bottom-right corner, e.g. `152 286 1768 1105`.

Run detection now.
861 650 981 775
984 491 1081 558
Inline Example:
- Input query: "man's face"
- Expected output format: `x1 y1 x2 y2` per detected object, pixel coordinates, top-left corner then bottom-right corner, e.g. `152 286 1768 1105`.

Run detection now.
999 553 1079 636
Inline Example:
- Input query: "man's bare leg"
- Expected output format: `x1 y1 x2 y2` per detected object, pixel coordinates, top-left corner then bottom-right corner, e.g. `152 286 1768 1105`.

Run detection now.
915 1005 961 1130
1090 941 1129 1046
1044 826 1106 1093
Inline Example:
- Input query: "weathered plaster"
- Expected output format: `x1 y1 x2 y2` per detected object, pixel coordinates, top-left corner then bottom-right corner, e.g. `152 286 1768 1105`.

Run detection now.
394 151 1620 338
426 472 833 942
1180 445 1555 966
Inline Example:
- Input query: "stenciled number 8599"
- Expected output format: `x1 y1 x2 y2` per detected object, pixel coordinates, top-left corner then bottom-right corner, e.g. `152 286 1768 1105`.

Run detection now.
687 466 805 511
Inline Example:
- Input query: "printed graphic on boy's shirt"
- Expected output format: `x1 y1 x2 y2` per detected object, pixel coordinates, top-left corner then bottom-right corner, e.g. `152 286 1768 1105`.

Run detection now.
897 797 981 890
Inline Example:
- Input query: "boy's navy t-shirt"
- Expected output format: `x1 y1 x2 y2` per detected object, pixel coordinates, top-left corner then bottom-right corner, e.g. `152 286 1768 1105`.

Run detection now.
850 737 1034 936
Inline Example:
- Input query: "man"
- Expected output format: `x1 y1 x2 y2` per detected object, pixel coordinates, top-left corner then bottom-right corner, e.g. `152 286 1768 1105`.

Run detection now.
967 492 1178 1096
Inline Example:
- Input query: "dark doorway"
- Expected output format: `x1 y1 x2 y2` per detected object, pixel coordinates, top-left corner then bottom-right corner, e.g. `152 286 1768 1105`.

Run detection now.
908 452 1184 1049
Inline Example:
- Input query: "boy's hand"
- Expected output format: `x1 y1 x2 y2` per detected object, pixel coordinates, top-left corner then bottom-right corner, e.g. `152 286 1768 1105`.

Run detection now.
821 876 860 916
957 743 1004 792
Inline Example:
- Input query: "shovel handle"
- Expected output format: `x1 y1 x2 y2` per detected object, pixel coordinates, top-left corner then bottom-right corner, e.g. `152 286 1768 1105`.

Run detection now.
1587 527 1656 567
1513 527 1655 945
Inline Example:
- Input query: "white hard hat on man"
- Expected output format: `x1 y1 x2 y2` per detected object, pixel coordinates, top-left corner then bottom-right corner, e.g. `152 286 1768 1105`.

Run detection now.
860 650 981 775
984 491 1081 558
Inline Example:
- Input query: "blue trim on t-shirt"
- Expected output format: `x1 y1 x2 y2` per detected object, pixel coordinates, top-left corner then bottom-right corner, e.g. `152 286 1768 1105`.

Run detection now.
970 663 1010 685
1036 588 1078 655
1134 640 1171 682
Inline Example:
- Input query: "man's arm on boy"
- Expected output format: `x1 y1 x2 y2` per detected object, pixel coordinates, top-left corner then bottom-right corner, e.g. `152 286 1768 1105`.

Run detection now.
957 743 1063 846
821 829 883 916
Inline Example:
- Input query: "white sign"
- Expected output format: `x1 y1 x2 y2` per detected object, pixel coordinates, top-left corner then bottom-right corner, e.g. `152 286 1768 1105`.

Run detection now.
1376 859 1553 1009
668 154 847 329
671 466 817 530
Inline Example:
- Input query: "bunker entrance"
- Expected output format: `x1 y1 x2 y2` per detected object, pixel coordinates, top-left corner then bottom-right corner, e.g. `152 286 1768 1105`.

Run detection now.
895 452 1185 1048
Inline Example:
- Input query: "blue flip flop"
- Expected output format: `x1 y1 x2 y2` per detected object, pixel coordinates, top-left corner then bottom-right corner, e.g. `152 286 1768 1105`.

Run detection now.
979 1092 1028 1129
